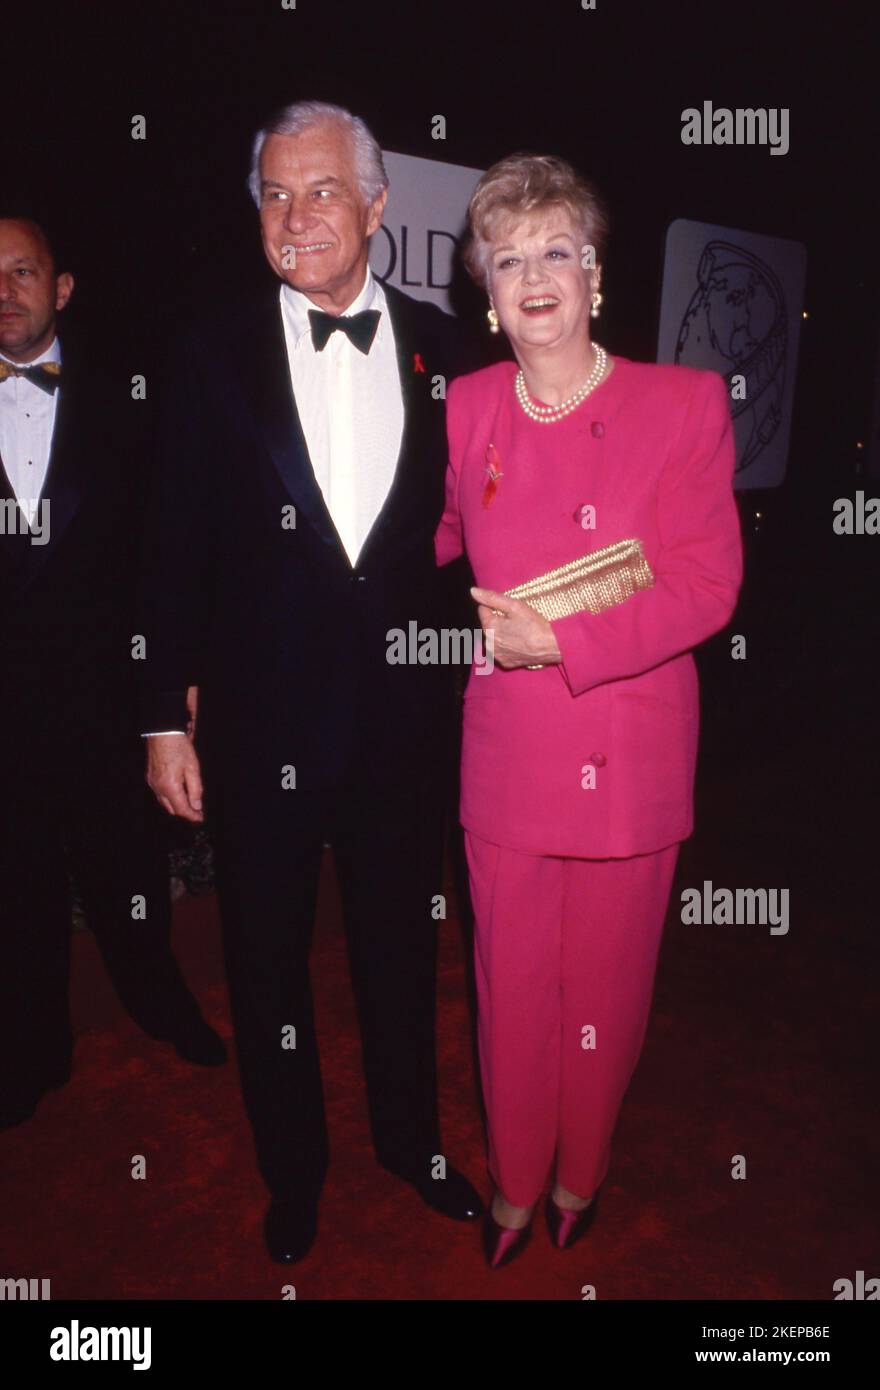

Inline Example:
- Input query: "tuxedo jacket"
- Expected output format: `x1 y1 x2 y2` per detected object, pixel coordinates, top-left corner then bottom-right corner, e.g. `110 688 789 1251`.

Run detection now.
436 358 744 859
139 279 477 796
0 341 146 778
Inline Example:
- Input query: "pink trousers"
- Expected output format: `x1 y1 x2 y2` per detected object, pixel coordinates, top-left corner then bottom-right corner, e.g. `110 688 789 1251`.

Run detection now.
464 831 680 1208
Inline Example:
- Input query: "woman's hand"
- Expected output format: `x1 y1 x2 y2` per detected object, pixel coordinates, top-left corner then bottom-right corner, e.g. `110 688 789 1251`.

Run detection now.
471 587 563 670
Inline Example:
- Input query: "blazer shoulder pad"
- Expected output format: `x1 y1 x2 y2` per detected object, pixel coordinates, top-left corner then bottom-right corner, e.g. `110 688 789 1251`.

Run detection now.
621 359 728 409
447 359 514 411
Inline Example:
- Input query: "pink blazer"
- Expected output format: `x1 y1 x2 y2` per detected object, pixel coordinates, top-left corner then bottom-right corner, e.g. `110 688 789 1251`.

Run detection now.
435 357 743 859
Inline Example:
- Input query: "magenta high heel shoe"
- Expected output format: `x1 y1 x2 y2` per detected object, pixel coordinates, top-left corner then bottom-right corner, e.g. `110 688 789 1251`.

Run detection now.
546 1190 600 1250
481 1209 533 1269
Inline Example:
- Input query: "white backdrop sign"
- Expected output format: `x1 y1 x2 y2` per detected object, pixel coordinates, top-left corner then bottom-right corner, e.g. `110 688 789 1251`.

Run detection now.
369 150 484 312
657 219 808 489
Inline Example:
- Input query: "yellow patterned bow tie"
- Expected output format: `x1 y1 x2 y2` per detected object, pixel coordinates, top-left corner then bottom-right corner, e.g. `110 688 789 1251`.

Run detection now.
0 360 62 393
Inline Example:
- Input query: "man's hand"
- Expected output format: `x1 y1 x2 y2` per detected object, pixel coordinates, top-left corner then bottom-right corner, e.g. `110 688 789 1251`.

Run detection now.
146 733 205 823
471 587 563 670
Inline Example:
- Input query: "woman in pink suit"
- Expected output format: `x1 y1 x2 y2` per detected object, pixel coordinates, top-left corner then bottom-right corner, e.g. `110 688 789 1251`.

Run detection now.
435 154 743 1268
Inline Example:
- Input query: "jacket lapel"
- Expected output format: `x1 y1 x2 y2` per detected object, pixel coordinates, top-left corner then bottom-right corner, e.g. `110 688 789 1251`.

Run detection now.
36 371 88 531
356 284 435 568
233 282 346 556
0 447 16 508
0 352 90 592
0 448 24 581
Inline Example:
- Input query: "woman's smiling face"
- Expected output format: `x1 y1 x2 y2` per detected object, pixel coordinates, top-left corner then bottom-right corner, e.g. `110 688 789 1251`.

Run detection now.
487 210 597 352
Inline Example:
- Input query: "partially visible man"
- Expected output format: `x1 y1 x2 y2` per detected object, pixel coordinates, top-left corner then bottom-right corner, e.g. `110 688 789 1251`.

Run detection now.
140 102 484 1262
0 217 225 1130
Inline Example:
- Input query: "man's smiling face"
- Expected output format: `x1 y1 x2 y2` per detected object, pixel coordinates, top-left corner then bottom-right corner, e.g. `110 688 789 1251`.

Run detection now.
257 122 387 314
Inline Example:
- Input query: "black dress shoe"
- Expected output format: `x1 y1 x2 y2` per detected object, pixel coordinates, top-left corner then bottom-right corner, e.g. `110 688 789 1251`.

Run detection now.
0 1093 39 1131
390 1163 485 1221
264 1199 318 1264
163 1018 227 1067
0 1059 72 1130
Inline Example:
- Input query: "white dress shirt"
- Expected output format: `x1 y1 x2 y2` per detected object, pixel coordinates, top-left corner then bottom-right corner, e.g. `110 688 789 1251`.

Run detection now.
279 268 404 566
0 337 61 527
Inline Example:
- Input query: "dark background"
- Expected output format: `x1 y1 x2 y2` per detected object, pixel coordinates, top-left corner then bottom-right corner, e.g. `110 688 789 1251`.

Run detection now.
4 0 875 421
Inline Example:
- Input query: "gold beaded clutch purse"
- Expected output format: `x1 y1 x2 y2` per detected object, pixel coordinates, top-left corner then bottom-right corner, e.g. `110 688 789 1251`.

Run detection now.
502 537 654 620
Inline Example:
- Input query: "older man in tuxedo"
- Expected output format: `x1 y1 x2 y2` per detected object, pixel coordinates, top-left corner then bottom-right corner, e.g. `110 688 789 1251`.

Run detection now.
0 216 225 1130
141 102 483 1262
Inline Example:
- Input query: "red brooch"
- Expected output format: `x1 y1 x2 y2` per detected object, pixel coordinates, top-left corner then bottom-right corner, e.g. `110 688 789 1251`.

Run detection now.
413 352 426 374
482 442 503 508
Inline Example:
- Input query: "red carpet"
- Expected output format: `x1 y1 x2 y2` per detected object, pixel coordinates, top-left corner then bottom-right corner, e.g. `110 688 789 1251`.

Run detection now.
1 788 877 1300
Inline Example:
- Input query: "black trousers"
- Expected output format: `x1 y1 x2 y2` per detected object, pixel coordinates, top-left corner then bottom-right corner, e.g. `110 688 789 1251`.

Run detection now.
212 770 447 1202
0 735 206 1113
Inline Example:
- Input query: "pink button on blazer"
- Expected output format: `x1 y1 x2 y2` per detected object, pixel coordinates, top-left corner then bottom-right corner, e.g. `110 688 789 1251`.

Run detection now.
435 357 744 859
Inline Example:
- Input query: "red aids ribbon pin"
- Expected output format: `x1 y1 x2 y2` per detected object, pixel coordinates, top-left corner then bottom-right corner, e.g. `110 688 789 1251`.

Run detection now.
413 353 426 373
482 443 503 508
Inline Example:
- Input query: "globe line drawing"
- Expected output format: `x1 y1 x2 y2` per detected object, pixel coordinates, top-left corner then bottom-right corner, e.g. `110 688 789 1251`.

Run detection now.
675 240 787 476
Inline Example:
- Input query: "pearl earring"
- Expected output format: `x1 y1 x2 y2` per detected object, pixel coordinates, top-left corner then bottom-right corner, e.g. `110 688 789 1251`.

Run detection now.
590 291 603 319
487 305 500 334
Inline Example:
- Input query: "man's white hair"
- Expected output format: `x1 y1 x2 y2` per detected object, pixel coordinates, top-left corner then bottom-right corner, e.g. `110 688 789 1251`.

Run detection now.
247 101 389 207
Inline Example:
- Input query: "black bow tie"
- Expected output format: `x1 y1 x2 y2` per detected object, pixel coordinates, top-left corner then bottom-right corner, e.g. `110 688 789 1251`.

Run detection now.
307 308 381 355
0 360 61 394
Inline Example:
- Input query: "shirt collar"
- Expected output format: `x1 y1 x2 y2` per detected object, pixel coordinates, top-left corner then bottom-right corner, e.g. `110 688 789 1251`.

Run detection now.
280 268 384 349
0 336 62 369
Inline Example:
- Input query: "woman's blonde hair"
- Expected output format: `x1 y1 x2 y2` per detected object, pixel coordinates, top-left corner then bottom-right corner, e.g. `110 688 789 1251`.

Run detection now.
463 153 609 289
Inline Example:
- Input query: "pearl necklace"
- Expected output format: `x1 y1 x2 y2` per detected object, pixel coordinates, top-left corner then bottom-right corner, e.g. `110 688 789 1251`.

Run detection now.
515 343 608 422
